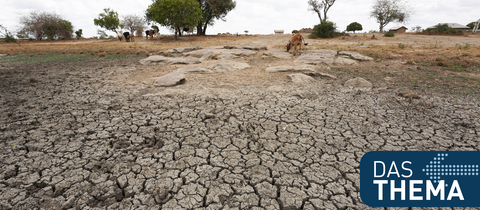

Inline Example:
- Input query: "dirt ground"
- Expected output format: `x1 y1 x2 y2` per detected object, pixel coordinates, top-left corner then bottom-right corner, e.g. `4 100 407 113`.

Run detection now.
1 33 480 209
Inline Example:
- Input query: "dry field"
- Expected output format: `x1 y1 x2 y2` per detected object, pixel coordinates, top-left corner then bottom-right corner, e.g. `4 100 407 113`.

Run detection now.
1 32 480 95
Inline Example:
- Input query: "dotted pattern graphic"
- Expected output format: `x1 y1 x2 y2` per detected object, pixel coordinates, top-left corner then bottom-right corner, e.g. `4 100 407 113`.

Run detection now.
422 153 479 185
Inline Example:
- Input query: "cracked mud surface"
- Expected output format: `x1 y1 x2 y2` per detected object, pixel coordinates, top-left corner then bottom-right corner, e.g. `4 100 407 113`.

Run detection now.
1 55 480 210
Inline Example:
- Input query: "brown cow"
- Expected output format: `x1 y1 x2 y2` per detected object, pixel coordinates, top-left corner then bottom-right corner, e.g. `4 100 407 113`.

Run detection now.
286 34 305 56
148 30 154 39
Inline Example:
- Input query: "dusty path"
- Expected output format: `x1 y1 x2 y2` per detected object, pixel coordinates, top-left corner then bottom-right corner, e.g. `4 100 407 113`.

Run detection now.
1 34 480 209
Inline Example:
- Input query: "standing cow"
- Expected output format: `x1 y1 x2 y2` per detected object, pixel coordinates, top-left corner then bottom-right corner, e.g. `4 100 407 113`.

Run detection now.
286 34 305 56
123 32 130 42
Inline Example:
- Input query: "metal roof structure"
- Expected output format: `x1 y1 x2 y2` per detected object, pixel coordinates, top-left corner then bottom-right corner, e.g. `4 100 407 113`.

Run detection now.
427 23 469 29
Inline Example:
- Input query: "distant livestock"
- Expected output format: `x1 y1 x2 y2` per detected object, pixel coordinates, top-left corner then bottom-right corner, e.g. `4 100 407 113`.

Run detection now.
145 30 154 39
123 32 130 42
154 33 160 39
286 34 305 56
117 32 123 41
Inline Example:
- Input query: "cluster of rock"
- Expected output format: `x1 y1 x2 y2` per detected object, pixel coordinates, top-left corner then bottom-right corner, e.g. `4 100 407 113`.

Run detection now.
139 45 374 90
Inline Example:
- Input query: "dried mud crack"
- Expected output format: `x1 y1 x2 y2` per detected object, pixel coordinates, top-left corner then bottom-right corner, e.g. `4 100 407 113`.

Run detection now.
0 57 479 210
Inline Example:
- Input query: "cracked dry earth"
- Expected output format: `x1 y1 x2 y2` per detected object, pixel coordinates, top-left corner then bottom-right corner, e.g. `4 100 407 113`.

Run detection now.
1 57 480 210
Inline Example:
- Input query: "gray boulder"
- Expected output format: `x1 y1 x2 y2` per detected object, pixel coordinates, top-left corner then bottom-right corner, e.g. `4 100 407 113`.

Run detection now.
139 55 200 65
263 50 293 59
266 65 316 73
333 57 358 65
339 51 373 61
208 61 251 71
173 47 197 53
175 66 213 74
344 77 373 91
287 73 316 84
293 49 338 65
153 72 186 87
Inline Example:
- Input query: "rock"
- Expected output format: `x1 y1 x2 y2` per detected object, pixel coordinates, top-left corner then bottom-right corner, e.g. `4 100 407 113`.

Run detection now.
344 77 373 91
184 49 255 58
293 49 338 65
153 72 186 87
199 51 213 61
287 73 316 84
214 53 236 60
224 45 267 50
303 71 337 79
263 50 293 59
333 57 358 65
242 45 267 50
338 51 373 61
171 59 201 65
139 55 200 65
173 47 196 53
223 45 240 49
175 66 213 74
266 65 316 73
208 61 251 71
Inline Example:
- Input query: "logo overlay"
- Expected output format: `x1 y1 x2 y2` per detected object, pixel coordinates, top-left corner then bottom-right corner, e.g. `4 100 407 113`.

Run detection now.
360 151 480 207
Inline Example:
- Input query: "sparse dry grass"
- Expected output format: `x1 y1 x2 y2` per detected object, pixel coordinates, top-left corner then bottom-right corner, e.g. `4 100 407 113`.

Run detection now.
1 33 479 95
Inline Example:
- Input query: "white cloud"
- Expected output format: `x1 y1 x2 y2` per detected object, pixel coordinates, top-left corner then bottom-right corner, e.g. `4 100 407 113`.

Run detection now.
1 0 478 38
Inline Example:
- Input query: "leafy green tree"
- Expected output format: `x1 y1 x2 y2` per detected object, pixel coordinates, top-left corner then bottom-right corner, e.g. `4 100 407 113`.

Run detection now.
147 0 203 38
94 8 123 34
466 22 475 29
97 30 108 39
75 29 83 40
370 0 413 32
195 0 236 35
346 22 363 33
309 21 337 38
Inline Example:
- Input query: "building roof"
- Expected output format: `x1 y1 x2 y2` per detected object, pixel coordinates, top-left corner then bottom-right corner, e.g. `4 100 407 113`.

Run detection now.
427 23 469 29
390 26 407 31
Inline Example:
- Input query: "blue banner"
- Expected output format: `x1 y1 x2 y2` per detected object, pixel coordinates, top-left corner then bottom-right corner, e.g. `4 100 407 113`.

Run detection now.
360 151 480 207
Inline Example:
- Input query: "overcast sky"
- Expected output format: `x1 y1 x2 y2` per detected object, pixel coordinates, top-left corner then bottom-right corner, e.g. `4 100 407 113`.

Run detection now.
1 0 478 38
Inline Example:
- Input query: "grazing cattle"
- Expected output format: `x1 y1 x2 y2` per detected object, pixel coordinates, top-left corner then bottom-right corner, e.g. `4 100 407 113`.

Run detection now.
117 32 123 41
148 30 154 39
123 32 130 42
145 30 150 39
286 34 305 56
130 34 134 42
153 33 160 39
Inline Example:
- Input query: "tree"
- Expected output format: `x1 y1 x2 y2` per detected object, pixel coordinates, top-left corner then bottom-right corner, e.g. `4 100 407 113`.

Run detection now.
121 14 145 37
308 0 336 23
94 8 123 34
147 0 203 38
467 22 476 29
75 29 83 40
97 30 108 39
19 11 74 40
0 25 17 43
370 0 413 33
195 0 236 35
309 21 337 38
346 22 363 33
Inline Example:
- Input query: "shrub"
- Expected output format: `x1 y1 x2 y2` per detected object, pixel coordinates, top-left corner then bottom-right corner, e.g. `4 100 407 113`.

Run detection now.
292 30 299 34
384 31 395 37
423 24 463 35
309 21 339 39
346 22 363 33
4 34 17 43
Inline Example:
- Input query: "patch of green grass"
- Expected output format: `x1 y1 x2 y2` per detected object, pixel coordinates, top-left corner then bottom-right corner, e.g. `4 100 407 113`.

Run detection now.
0 52 92 63
442 65 469 72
